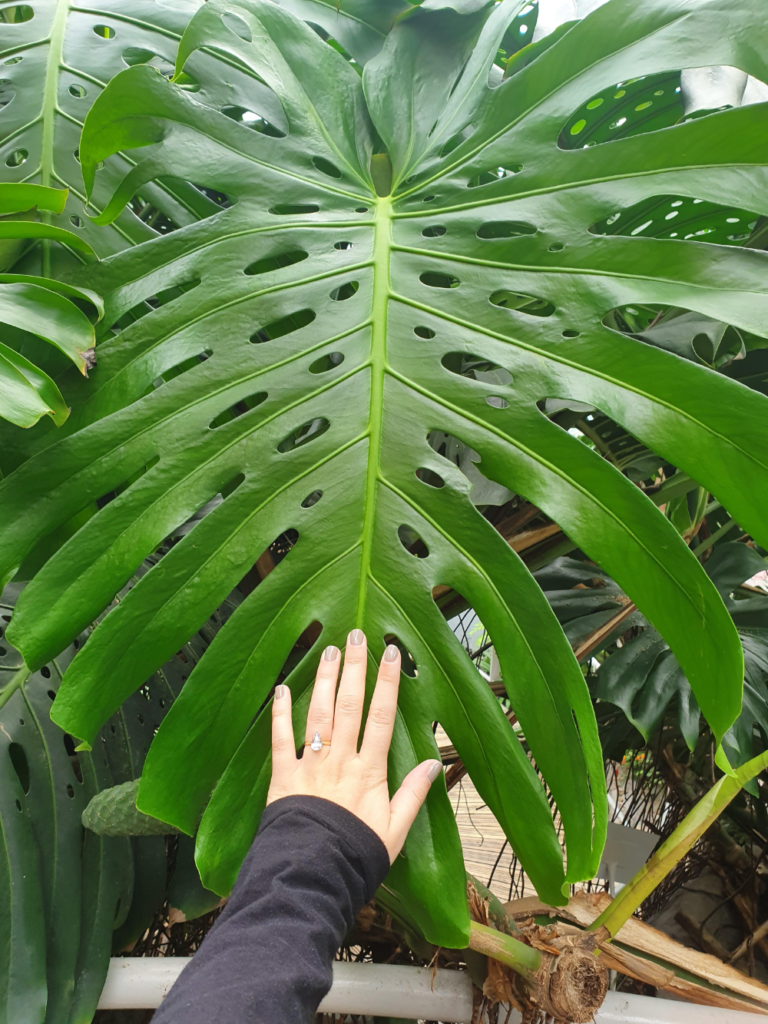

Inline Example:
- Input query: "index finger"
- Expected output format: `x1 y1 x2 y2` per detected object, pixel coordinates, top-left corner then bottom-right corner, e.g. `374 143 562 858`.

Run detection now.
359 644 401 769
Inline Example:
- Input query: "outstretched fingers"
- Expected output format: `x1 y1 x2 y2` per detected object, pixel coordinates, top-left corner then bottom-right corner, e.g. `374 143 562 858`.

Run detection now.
304 645 341 750
271 683 297 783
359 644 401 769
387 760 443 860
331 629 368 756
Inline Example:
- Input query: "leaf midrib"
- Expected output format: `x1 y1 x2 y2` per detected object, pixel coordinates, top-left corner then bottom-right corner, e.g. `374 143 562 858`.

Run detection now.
356 194 392 622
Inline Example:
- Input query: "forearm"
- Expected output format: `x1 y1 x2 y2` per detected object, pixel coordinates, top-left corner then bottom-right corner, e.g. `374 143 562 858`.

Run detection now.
151 796 390 1024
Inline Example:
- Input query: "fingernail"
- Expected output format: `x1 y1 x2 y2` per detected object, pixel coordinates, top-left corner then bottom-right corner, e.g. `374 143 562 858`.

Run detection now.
348 629 364 646
275 684 286 699
426 760 442 783
323 645 339 662
383 644 399 663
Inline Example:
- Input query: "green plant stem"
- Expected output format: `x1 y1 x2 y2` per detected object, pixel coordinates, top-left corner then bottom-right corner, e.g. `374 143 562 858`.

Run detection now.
591 747 768 937
0 663 31 711
468 921 542 982
691 517 737 557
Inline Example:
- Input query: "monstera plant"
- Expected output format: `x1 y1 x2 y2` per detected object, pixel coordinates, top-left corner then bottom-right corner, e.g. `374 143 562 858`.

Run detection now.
1 0 768 950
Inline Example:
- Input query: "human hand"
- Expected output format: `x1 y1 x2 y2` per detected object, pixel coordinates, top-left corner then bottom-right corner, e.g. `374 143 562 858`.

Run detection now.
267 629 443 862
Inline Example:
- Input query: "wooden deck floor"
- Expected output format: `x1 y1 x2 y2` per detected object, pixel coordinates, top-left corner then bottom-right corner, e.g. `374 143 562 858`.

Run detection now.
449 774 532 902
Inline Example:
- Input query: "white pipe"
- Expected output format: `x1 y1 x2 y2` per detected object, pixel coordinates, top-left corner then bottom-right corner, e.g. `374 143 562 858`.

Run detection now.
97 958 476 1022
595 991 767 1024
98 959 768 1022
502 992 768 1023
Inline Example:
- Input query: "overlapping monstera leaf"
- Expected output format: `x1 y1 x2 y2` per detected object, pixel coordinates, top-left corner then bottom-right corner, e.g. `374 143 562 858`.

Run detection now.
0 182 101 427
2 0 768 944
0 0 412 265
0 562 238 1022
591 543 768 767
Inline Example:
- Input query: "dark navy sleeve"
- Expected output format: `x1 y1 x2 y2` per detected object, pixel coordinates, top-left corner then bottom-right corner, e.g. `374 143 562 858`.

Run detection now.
150 795 391 1024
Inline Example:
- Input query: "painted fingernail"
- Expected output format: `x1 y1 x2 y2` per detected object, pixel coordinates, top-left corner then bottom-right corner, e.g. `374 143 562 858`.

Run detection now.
275 684 286 699
348 629 364 646
383 644 399 663
323 645 339 662
426 760 443 783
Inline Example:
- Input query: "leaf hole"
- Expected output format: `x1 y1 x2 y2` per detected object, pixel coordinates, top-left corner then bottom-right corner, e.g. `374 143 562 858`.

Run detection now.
222 105 285 138
93 24 116 38
0 80 14 110
277 417 330 454
330 281 359 301
301 490 323 508
15 800 21 811
121 46 158 66
490 290 555 317
40 666 51 678
6 148 27 167
422 195 437 203
244 249 308 276
548 242 565 252
477 221 536 239
420 272 459 289
415 326 435 339
67 784 75 798
70 215 83 228
487 396 509 409
590 193 760 247
221 11 251 41
312 156 341 178
63 734 84 784
422 226 446 238
439 124 476 156
383 634 417 677
47 690 56 700
398 524 429 558
209 391 268 429
2 5 34 21
467 165 521 188
416 467 445 488
3 56 22 65
273 620 323 692
250 309 316 344
309 352 344 374
355 206 369 213
562 329 580 338
269 204 319 215
69 83 87 98
112 276 202 332
8 743 29 794
334 241 353 249
441 352 512 386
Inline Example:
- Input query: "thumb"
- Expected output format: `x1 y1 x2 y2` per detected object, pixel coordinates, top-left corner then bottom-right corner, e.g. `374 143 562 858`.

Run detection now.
387 760 443 860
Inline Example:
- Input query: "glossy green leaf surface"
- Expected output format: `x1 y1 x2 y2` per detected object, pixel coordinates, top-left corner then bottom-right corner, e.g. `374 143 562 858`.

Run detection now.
0 564 239 1022
594 543 768 767
0 0 217 262
2 0 768 943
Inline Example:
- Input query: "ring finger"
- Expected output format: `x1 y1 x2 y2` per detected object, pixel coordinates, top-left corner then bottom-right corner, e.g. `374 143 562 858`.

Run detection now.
304 644 341 754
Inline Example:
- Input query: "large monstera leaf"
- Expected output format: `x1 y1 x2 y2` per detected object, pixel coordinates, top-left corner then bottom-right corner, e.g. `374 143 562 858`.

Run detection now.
2 0 768 944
